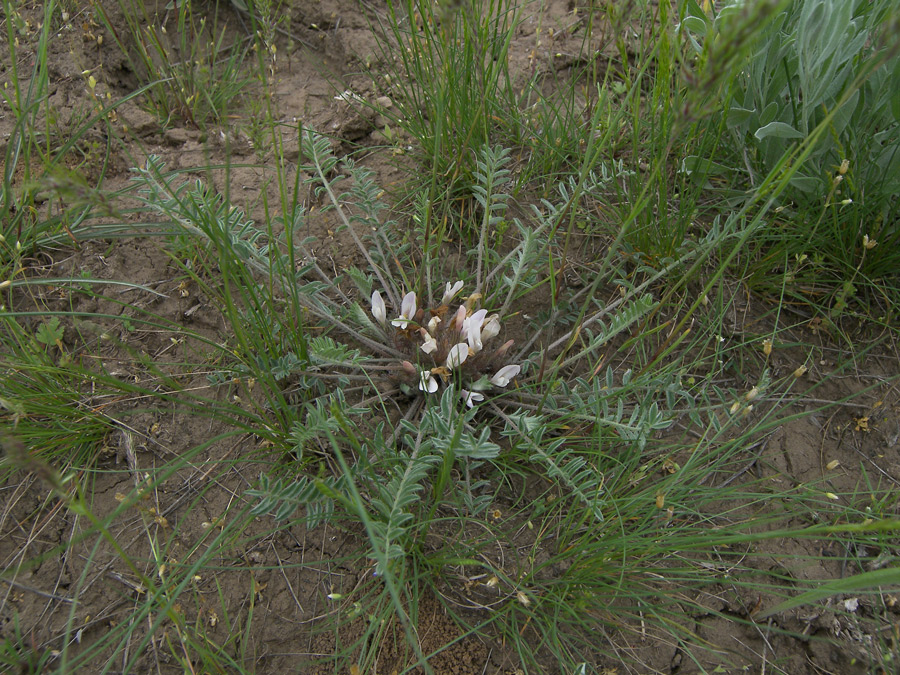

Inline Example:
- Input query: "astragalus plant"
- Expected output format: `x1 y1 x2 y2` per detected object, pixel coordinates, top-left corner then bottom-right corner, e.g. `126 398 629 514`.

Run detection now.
127 125 817 671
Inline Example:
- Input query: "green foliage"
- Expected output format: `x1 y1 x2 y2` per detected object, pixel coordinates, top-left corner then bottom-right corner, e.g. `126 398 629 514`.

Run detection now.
250 384 500 570
710 0 900 198
33 316 64 348
685 0 900 305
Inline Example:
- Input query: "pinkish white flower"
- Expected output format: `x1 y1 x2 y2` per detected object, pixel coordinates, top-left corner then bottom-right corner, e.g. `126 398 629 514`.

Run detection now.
462 309 487 348
418 370 438 393
481 315 500 341
441 280 464 305
371 290 386 326
460 389 484 408
446 343 469 369
391 291 417 328
452 305 467 335
466 317 483 353
490 364 520 388
420 329 438 354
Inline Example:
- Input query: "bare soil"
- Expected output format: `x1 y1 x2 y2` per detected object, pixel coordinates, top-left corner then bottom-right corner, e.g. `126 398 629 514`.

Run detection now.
1 1 899 674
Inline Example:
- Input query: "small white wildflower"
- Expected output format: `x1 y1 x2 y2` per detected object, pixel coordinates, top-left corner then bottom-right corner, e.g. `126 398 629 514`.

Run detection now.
465 309 487 353
391 291 417 328
469 308 488 328
371 290 386 326
481 315 501 342
446 343 469 369
460 389 484 408
467 319 482 352
490 364 520 388
441 280 464 305
420 330 438 354
418 370 438 393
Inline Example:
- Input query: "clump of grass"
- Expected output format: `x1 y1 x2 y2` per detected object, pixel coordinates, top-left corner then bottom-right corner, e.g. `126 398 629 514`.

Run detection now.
0 0 123 275
94 0 250 127
368 0 520 198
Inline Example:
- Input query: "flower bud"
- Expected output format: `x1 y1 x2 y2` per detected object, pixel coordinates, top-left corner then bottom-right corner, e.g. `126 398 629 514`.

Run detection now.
492 339 514 361
371 290 386 326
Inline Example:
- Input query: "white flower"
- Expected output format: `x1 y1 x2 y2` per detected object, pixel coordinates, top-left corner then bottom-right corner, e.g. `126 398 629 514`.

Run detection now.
418 370 438 393
371 290 386 326
463 309 487 351
469 308 487 329
391 291 417 328
490 364 520 388
446 343 469 369
460 389 484 408
466 318 483 353
481 315 500 342
420 329 438 354
441 280 464 305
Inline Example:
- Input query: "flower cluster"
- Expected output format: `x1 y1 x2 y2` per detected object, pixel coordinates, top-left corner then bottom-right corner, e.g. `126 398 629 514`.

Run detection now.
372 282 521 407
